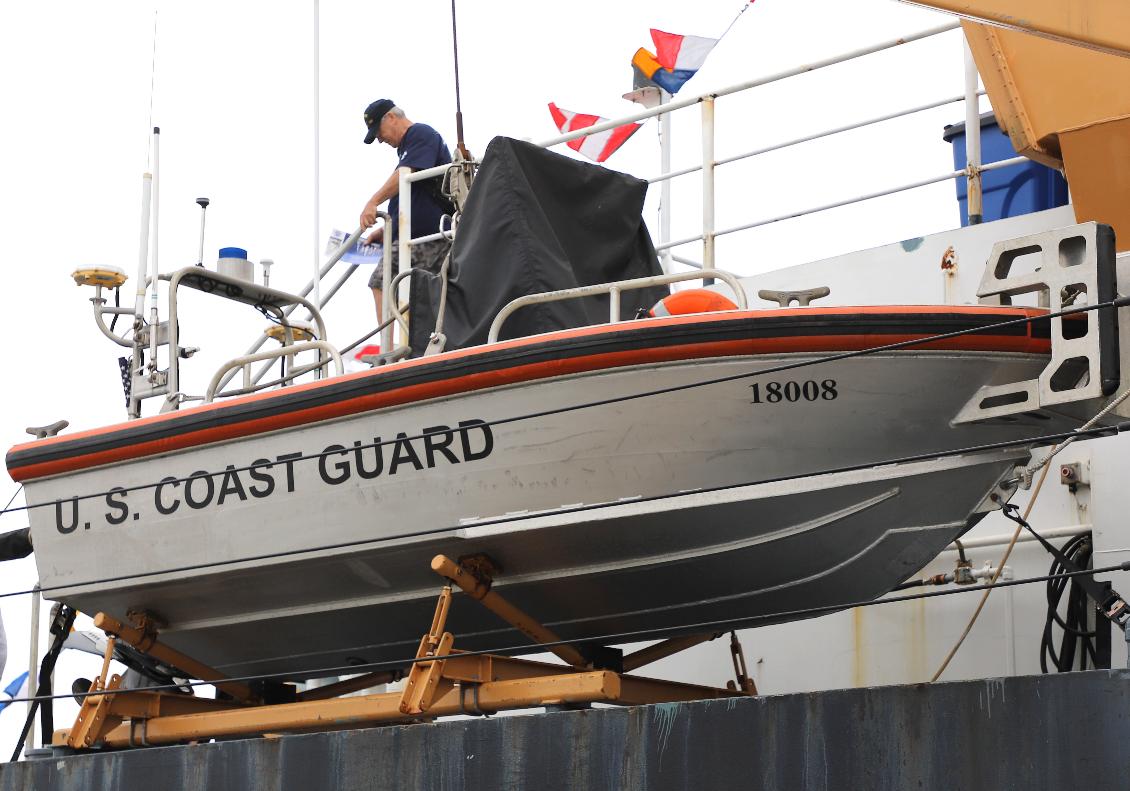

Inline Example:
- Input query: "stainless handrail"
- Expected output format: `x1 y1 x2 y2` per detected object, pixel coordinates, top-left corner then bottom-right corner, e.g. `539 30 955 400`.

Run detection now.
487 270 748 344
204 341 343 403
214 224 370 395
166 266 330 404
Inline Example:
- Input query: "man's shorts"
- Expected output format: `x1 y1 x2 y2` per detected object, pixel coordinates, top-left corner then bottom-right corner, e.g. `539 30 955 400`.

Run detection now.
368 238 453 289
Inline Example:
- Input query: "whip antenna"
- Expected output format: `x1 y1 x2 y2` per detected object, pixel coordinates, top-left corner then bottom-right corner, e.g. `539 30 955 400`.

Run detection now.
146 9 159 167
450 0 469 159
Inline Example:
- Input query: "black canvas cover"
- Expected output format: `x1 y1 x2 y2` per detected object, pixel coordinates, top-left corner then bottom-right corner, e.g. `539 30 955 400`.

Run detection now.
409 137 667 353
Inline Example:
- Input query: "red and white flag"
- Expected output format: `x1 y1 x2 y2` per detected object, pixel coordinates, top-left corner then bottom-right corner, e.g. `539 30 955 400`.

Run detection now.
548 103 642 163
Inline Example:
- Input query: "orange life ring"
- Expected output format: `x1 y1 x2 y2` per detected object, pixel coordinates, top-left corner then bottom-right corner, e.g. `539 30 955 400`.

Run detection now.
649 288 738 317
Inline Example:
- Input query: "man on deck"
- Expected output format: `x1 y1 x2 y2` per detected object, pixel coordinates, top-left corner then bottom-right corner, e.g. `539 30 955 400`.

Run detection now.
359 100 454 323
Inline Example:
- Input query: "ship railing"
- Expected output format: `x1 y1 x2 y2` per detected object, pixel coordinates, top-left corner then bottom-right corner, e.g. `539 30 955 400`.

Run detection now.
487 269 748 344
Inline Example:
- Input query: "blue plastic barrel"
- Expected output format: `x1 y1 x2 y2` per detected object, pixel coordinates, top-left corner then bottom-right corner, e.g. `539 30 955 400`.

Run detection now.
942 112 1068 226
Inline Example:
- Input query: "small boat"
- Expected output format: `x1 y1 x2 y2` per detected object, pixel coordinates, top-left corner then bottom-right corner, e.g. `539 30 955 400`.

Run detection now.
6 101 1128 679
6 275 1122 677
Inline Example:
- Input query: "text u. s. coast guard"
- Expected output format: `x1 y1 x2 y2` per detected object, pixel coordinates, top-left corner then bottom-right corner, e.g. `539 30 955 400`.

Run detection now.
54 419 493 533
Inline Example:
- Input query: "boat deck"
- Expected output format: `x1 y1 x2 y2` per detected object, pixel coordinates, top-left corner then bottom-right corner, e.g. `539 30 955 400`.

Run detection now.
4 669 1126 789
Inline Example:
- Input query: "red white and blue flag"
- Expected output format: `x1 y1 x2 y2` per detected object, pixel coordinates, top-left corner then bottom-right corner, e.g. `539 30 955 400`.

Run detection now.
631 2 756 96
650 30 719 72
547 103 643 163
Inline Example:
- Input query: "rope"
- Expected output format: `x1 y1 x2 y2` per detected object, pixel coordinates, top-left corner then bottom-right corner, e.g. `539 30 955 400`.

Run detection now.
928 386 1130 681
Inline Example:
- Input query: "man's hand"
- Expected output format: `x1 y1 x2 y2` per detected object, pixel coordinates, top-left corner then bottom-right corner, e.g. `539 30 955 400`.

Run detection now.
360 201 381 228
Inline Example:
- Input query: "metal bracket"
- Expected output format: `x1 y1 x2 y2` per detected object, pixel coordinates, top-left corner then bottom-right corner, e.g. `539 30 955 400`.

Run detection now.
725 631 758 695
423 332 448 358
953 222 1120 424
67 638 122 749
399 587 455 715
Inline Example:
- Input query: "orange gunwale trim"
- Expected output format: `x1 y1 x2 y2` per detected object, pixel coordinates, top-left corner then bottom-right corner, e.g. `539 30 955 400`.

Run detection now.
7 306 1051 482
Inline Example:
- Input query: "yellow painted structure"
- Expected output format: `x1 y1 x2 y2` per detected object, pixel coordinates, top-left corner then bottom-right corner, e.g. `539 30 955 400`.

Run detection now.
908 1 1130 249
58 557 748 751
904 0 1130 57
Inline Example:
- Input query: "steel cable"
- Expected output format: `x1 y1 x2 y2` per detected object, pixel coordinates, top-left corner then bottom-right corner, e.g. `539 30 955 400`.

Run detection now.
3 295 1126 522
3 561 1127 710
0 301 1128 600
0 420 1123 602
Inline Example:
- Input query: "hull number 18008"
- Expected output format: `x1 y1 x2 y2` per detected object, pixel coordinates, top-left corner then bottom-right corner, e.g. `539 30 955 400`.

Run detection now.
750 379 838 404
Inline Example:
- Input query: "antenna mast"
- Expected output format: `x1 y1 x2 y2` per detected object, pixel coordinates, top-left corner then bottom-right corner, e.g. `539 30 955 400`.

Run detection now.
450 0 469 159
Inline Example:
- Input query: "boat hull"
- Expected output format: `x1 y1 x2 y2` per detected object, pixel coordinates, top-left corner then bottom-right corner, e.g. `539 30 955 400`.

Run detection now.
18 349 1068 677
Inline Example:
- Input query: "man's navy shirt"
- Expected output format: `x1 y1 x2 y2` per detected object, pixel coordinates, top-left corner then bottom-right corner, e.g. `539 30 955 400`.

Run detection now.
389 123 453 240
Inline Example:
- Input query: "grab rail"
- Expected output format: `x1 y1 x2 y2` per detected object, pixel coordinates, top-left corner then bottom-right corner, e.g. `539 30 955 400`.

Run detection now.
487 269 748 343
204 341 344 403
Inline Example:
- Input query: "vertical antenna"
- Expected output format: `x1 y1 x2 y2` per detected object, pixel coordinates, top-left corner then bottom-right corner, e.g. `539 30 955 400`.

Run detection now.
146 9 159 167
450 0 469 159
135 9 158 341
149 128 162 372
313 0 322 306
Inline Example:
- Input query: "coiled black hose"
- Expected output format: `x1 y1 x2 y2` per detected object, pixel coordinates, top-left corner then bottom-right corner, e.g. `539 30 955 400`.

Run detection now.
1041 532 1098 672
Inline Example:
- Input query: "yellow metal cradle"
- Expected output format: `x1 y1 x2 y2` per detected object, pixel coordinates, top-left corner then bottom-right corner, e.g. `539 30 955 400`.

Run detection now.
55 554 750 751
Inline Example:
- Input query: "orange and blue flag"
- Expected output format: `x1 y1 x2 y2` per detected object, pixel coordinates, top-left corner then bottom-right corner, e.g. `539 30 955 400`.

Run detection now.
631 29 719 95
631 48 697 95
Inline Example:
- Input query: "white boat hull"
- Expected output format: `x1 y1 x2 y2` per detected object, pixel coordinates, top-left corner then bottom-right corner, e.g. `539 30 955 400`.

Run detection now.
17 350 1070 676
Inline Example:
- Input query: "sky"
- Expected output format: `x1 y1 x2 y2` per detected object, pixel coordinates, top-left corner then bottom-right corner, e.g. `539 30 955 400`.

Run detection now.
0 0 976 750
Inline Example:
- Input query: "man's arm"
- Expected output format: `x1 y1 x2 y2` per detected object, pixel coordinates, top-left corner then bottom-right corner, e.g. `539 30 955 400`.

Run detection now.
360 167 408 228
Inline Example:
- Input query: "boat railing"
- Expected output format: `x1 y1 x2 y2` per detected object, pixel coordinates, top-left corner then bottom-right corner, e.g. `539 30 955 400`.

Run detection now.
210 217 394 399
204 341 344 403
163 265 338 406
487 270 748 344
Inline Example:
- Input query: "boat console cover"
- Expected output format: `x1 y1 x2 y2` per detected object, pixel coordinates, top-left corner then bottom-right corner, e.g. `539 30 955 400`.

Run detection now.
409 136 667 353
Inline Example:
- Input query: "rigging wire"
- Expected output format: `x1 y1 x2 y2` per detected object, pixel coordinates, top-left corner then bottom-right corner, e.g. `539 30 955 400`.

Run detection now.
4 560 1127 710
0 303 1127 600
3 295 1126 525
0 420 1123 603
0 485 22 515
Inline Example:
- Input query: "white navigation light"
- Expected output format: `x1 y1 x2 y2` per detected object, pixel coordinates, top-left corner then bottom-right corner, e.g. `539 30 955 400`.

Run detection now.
217 246 254 282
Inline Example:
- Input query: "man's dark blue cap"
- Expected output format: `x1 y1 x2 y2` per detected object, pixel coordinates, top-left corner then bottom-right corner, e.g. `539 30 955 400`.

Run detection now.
364 99 395 144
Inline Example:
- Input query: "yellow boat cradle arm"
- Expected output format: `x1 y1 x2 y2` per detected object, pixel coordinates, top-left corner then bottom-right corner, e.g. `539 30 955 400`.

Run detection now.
56 554 754 751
